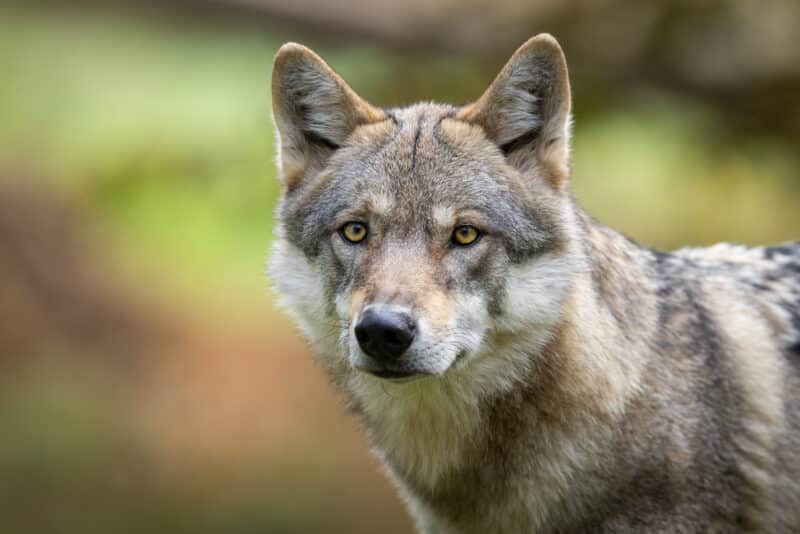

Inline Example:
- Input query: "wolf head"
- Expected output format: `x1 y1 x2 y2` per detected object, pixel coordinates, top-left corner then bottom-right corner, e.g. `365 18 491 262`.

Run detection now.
270 35 581 391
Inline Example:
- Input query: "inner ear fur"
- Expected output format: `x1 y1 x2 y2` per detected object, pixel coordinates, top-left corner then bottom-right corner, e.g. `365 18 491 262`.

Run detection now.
271 43 385 191
457 34 572 189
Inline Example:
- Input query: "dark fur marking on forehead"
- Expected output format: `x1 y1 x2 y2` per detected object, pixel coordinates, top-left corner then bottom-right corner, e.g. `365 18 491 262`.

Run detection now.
355 118 402 157
415 109 455 154
411 113 424 171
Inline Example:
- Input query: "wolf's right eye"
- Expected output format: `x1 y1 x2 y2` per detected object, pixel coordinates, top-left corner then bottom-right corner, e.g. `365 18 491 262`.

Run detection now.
340 221 368 244
451 225 481 247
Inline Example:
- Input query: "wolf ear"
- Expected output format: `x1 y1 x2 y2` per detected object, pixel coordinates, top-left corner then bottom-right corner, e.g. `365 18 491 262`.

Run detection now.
271 43 384 191
457 34 572 189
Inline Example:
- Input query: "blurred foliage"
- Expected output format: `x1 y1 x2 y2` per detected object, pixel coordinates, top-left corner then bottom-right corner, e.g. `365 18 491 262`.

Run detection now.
0 1 798 533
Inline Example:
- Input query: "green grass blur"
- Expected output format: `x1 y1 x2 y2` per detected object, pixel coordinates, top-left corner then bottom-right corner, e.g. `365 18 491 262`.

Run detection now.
0 2 798 533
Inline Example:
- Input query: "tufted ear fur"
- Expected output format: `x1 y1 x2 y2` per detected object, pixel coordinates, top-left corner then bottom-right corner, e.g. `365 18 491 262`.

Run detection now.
457 34 572 189
271 43 385 192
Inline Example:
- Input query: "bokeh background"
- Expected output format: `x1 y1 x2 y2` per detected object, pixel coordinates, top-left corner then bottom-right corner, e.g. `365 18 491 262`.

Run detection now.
1 0 798 532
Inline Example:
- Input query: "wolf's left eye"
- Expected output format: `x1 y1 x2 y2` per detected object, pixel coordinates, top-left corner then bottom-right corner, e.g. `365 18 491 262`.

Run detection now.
340 221 368 243
451 225 481 247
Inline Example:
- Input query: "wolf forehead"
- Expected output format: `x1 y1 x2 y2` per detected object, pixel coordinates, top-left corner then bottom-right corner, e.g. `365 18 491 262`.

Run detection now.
278 103 563 261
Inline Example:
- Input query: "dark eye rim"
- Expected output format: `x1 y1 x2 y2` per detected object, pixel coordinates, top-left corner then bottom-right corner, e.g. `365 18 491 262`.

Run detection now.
339 221 368 244
450 225 483 247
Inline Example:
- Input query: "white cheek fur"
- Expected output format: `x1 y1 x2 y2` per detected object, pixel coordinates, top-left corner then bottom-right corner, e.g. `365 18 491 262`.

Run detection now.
269 238 332 351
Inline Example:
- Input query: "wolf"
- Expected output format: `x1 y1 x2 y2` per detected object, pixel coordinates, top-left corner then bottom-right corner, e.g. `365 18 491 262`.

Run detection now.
267 34 800 533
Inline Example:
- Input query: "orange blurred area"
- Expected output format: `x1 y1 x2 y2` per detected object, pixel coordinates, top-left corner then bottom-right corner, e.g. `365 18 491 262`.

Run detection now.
0 1 798 532
0 181 412 533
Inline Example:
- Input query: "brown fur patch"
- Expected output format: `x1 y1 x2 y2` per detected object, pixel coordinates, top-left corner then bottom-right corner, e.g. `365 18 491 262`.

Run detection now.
349 288 368 322
419 289 453 332
357 243 455 332
437 118 491 152
281 159 307 195
351 119 396 144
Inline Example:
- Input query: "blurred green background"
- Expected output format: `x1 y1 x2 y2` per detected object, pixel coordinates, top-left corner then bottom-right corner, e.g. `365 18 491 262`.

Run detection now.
1 1 798 532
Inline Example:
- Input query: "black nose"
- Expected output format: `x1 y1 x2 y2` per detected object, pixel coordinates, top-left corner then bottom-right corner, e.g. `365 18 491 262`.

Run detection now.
354 308 416 361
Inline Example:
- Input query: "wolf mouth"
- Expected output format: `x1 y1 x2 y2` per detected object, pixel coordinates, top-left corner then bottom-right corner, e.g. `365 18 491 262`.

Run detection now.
358 349 470 381
368 370 422 382
354 363 435 382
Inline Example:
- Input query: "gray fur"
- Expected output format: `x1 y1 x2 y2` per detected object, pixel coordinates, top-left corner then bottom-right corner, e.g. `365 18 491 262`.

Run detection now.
268 35 800 533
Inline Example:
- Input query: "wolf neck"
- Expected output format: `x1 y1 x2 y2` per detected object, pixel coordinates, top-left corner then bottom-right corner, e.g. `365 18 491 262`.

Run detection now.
352 205 654 520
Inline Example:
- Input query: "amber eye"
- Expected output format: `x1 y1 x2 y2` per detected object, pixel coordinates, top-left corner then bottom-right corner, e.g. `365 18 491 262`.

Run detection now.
451 225 481 246
340 221 368 243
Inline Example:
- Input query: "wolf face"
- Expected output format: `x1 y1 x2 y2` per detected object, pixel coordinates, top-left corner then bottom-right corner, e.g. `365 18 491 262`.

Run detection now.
270 36 579 389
